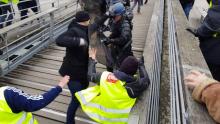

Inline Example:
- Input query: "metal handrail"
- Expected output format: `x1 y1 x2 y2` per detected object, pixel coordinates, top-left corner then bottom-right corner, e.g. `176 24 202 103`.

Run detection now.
0 0 78 76
146 0 164 123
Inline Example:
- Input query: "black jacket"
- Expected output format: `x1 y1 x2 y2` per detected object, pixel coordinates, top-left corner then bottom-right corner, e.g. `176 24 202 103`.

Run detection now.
56 19 89 84
56 17 108 85
109 17 133 64
88 58 150 98
196 5 220 65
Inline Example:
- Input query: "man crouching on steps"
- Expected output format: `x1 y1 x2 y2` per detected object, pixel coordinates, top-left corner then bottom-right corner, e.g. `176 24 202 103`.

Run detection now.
75 48 150 124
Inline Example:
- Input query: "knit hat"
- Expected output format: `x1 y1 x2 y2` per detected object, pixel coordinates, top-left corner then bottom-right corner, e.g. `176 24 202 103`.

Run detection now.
75 11 90 22
119 56 138 76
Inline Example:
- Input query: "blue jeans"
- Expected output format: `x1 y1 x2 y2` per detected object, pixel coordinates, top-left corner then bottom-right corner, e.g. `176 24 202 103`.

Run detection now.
66 80 85 124
0 2 13 28
183 2 193 18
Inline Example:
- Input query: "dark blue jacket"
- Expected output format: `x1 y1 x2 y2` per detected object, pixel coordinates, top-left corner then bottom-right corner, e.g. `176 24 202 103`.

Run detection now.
196 5 220 65
4 86 62 113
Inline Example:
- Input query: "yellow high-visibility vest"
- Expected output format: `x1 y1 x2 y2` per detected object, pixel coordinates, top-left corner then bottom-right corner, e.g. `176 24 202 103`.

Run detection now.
0 86 38 124
210 0 213 7
0 0 19 4
76 71 136 124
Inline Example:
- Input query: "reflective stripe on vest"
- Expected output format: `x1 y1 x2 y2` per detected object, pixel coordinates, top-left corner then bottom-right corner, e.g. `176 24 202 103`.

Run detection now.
17 112 27 124
77 92 131 113
86 112 128 122
76 71 136 124
0 86 38 124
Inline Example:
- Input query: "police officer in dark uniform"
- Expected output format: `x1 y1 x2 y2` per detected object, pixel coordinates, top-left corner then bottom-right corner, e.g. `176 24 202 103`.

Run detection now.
103 2 133 71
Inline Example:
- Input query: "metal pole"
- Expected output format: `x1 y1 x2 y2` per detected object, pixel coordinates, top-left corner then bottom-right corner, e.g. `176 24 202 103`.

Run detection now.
49 12 55 42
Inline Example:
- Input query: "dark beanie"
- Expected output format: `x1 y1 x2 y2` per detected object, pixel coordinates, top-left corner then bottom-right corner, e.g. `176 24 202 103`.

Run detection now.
75 11 90 22
119 56 138 76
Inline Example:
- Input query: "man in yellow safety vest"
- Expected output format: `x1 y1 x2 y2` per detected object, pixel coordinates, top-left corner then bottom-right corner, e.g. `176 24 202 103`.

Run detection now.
0 75 70 124
75 48 150 124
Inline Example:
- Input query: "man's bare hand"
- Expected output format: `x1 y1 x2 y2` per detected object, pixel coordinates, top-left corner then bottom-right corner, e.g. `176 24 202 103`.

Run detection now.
89 48 97 60
184 70 208 90
58 75 70 88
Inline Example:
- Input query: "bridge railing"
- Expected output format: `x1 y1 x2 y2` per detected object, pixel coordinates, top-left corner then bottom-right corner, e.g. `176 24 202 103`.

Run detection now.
0 0 78 76
128 0 164 123
169 0 216 123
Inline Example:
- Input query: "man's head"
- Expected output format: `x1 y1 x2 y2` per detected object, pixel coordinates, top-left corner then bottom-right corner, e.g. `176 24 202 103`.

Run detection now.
75 11 90 26
119 56 138 76
109 2 125 22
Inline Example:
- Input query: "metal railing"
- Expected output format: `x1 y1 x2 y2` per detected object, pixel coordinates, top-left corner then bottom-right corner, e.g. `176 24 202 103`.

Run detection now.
0 0 77 28
168 0 188 123
146 0 164 123
0 0 78 76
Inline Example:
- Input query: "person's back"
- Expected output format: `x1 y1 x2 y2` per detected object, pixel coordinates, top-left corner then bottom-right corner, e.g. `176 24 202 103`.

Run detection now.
76 52 150 123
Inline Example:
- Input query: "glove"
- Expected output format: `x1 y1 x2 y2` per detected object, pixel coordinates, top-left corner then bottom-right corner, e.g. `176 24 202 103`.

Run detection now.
79 38 88 47
186 27 198 36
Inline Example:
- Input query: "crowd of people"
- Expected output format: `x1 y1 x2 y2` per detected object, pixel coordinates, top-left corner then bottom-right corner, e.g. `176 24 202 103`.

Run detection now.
0 0 219 123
